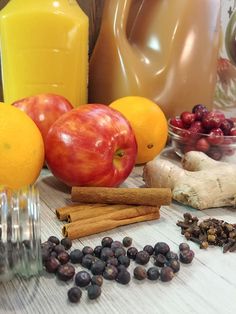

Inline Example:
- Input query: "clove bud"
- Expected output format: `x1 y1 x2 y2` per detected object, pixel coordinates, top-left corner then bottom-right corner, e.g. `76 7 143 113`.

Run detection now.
176 213 236 253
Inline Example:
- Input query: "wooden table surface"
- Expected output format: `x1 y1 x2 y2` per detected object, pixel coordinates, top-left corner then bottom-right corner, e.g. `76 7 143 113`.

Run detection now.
1 153 236 314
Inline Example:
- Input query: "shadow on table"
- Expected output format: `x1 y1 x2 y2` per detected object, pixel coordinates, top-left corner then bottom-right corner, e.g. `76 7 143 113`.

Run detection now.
39 175 72 194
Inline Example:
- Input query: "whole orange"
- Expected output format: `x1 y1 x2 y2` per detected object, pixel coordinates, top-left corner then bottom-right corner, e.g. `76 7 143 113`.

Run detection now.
110 96 168 164
0 103 44 189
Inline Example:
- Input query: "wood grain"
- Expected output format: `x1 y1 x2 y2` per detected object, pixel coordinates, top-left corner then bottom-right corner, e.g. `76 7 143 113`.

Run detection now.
1 163 236 314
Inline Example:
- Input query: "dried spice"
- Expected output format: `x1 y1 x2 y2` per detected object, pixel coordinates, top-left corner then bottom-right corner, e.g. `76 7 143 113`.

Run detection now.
42 234 195 305
176 213 236 253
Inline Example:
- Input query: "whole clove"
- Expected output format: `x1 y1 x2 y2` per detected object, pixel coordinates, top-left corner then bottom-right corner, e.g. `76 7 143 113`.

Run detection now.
177 213 236 253
222 240 235 253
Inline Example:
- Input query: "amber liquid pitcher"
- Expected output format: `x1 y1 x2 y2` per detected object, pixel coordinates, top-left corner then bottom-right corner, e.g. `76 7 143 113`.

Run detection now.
89 0 221 118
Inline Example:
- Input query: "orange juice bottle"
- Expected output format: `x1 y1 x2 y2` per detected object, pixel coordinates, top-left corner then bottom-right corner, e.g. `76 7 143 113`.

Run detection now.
0 0 88 106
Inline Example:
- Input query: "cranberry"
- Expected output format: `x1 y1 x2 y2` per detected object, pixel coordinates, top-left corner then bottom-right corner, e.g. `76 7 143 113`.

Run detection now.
180 112 195 126
188 121 205 135
213 110 225 121
202 112 224 130
220 119 234 135
229 127 236 137
192 104 208 120
169 117 184 129
207 128 224 145
195 137 210 152
179 129 192 144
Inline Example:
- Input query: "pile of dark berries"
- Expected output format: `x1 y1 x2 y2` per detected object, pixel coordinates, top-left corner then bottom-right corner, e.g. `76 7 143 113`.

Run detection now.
41 235 195 304
169 104 236 160
177 212 236 253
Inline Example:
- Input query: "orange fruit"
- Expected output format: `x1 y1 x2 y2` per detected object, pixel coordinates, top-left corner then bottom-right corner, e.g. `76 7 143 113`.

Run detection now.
110 96 168 164
0 102 44 189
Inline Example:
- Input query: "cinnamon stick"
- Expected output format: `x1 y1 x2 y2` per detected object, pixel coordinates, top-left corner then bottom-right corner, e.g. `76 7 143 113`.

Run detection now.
63 207 160 239
67 204 130 222
56 203 109 221
71 187 172 206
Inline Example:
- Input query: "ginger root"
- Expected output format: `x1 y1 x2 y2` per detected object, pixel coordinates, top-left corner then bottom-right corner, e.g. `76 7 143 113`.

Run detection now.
143 151 236 210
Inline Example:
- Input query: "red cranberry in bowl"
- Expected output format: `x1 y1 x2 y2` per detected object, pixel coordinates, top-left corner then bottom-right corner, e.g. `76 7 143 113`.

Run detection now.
192 104 208 121
188 121 205 135
229 127 236 137
169 117 184 129
202 112 224 130
220 118 234 135
178 129 192 144
180 112 195 126
195 138 210 153
207 128 224 145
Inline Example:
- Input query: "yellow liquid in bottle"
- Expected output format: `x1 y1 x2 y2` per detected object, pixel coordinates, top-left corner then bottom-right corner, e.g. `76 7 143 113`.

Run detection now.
0 0 88 106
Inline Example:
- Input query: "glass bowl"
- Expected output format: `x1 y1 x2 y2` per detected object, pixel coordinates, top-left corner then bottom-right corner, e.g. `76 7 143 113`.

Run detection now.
168 119 236 163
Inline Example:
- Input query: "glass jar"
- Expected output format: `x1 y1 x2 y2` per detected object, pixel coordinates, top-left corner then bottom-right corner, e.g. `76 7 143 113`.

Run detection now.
0 185 42 281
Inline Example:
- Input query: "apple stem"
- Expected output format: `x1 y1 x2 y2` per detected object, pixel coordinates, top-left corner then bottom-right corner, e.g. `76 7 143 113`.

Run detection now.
115 149 124 158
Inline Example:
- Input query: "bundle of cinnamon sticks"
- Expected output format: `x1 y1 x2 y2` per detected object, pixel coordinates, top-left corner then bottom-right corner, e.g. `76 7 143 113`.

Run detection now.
56 187 172 240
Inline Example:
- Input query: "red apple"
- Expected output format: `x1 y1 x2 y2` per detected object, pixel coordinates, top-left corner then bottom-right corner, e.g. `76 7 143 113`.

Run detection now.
12 93 73 146
45 104 138 187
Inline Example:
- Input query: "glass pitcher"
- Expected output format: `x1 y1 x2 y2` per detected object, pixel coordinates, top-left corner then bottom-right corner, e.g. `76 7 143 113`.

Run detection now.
89 0 221 118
